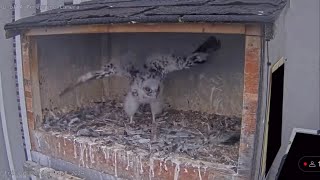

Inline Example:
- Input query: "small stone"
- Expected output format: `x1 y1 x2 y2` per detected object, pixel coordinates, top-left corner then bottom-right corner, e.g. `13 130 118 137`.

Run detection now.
76 128 99 137
138 138 150 144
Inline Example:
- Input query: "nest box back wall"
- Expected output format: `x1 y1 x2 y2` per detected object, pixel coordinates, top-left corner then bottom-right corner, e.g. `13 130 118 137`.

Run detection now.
37 35 104 110
102 33 245 116
36 33 244 117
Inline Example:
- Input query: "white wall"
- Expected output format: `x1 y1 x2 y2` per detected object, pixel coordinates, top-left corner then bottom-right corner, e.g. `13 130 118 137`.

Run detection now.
267 0 320 179
0 0 38 179
282 0 320 145
0 0 26 179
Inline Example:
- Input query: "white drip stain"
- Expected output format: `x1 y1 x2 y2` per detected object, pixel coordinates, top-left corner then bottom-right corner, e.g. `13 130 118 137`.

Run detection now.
159 161 163 174
58 142 61 153
173 162 181 180
79 143 86 166
164 159 168 171
84 143 88 158
63 138 66 155
63 138 66 146
102 146 107 160
34 132 41 148
126 151 130 170
79 143 83 166
198 166 202 180
73 139 77 159
85 143 89 168
149 157 155 179
107 147 110 159
114 150 118 177
89 143 95 164
139 156 144 174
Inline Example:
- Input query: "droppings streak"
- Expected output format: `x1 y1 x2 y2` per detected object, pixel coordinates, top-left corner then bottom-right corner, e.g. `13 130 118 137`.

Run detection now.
140 156 144 174
159 161 163 174
126 151 130 170
114 150 118 177
58 142 61 153
149 157 155 179
89 143 95 164
164 159 168 171
85 143 89 167
102 146 108 161
73 139 77 159
198 166 202 180
174 162 180 180
79 143 86 166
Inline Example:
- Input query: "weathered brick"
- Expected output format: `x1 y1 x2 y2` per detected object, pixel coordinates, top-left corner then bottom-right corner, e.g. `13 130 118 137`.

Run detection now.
27 111 34 121
241 113 257 136
31 130 237 180
25 91 32 98
24 79 32 93
244 75 259 94
23 58 31 80
244 60 260 76
237 35 262 179
25 97 33 111
22 37 31 79
27 111 35 130
242 93 259 115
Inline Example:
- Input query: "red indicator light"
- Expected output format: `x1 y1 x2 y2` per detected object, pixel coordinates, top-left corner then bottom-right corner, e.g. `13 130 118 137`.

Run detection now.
303 162 308 167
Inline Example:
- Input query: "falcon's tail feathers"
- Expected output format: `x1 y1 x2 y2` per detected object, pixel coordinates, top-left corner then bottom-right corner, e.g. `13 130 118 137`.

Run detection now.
193 36 221 54
184 36 221 67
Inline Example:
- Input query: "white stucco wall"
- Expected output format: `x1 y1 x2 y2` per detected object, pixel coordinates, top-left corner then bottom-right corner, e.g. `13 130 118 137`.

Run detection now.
267 0 320 179
0 0 25 179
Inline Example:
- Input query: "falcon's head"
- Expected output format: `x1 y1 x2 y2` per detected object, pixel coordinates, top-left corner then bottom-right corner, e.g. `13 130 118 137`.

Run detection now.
141 78 161 99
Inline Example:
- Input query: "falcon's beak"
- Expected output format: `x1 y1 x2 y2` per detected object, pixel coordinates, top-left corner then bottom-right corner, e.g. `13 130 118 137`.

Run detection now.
156 87 160 97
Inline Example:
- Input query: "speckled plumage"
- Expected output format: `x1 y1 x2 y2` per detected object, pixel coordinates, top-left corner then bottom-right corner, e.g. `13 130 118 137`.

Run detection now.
60 36 221 125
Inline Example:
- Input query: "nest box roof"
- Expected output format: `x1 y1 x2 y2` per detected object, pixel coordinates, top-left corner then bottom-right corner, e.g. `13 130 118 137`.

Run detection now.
4 0 287 38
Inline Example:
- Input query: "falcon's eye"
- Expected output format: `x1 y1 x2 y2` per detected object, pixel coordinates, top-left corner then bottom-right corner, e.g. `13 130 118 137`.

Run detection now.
144 87 151 93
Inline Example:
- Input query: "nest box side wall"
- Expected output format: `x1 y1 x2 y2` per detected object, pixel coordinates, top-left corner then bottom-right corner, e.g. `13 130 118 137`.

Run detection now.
236 25 263 179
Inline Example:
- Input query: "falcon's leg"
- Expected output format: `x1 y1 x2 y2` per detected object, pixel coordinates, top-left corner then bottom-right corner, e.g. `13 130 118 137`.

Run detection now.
150 100 163 141
150 99 163 123
124 92 140 124
152 113 156 124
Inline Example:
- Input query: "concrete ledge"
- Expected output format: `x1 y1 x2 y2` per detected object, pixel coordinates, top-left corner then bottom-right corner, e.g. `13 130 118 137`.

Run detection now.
24 161 83 180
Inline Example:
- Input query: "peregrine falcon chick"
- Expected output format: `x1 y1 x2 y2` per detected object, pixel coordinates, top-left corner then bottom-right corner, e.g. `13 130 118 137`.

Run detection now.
60 36 221 126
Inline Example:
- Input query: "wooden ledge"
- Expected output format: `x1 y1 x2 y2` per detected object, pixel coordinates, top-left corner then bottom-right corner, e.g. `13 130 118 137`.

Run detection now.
25 23 247 36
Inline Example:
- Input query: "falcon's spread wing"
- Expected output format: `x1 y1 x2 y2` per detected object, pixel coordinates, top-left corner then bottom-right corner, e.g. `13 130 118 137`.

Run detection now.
145 36 221 75
59 37 220 96
59 54 139 97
